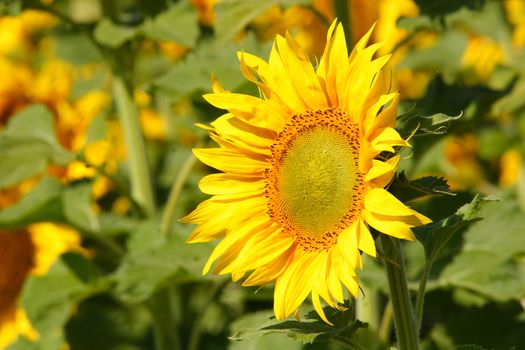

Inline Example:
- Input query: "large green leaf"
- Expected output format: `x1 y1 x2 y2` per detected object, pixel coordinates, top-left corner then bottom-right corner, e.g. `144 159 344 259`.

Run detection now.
0 105 73 189
389 172 454 203
93 18 138 48
228 311 302 350
154 34 268 99
438 197 525 302
62 182 100 233
230 305 367 346
415 195 491 263
0 177 63 228
141 0 199 48
113 222 213 302
213 0 311 42
8 258 98 350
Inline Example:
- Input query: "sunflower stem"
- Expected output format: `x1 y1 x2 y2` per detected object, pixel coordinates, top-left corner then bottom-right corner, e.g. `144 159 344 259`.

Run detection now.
161 151 196 235
379 236 419 350
113 74 156 219
146 284 182 350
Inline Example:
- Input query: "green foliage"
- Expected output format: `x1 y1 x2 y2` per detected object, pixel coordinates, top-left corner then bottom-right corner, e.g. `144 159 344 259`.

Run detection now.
389 172 454 203
94 18 138 48
231 306 367 346
62 182 100 232
0 177 63 228
141 1 199 48
2 0 525 349
113 222 213 303
0 105 73 189
154 33 268 100
12 259 96 350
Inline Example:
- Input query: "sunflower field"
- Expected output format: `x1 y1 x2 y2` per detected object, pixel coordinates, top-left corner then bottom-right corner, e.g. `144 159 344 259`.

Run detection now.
0 0 524 349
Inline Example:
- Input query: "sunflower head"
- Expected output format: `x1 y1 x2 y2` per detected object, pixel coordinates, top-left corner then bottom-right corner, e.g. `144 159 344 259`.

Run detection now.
183 20 430 324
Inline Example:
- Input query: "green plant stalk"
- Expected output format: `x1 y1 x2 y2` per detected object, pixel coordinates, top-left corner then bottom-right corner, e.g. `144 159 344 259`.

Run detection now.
379 236 419 350
161 152 196 235
147 285 182 350
113 75 156 219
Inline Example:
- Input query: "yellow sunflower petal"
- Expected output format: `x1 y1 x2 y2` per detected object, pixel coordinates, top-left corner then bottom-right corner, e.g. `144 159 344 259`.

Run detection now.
193 148 268 174
274 33 327 110
363 210 416 240
358 219 376 257
317 22 348 106
198 173 265 195
274 250 325 319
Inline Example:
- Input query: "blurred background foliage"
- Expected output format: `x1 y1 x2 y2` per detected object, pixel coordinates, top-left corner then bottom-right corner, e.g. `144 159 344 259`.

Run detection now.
0 0 524 349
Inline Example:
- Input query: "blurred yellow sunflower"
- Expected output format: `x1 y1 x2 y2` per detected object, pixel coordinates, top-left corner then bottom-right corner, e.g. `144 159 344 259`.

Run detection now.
183 21 430 323
0 224 82 348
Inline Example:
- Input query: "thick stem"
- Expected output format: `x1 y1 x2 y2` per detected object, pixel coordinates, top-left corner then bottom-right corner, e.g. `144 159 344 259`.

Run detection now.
379 236 419 350
113 75 156 219
160 152 196 235
147 286 182 350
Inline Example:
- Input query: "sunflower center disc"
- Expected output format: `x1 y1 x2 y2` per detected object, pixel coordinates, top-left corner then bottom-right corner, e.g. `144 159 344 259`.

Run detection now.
266 108 364 248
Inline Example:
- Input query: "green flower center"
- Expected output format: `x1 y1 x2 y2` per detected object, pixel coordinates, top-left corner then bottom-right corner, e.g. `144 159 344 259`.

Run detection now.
265 108 364 251
279 128 359 237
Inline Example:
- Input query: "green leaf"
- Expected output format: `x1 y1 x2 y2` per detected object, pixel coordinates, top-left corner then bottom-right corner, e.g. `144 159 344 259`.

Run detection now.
0 105 73 188
61 252 100 284
0 177 63 228
389 172 454 203
113 222 212 302
438 198 525 302
214 0 275 42
399 31 468 82
228 311 302 350
154 34 268 99
19 259 90 342
492 79 525 116
415 195 492 262
141 0 199 48
396 109 463 139
230 304 367 345
62 182 100 232
93 18 138 48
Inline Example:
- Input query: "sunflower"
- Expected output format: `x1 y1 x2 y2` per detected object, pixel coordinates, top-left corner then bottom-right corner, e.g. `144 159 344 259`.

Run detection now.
183 21 431 323
0 224 83 348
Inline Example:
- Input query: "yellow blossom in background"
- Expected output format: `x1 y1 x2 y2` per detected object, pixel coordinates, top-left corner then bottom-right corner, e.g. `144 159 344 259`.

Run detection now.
0 9 54 56
184 22 430 323
191 0 218 26
0 58 32 123
140 109 167 141
500 149 522 187
0 230 38 349
29 59 74 106
19 10 57 33
27 223 84 275
0 223 82 348
159 42 190 61
443 134 486 191
504 0 525 48
375 0 435 99
461 35 505 84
